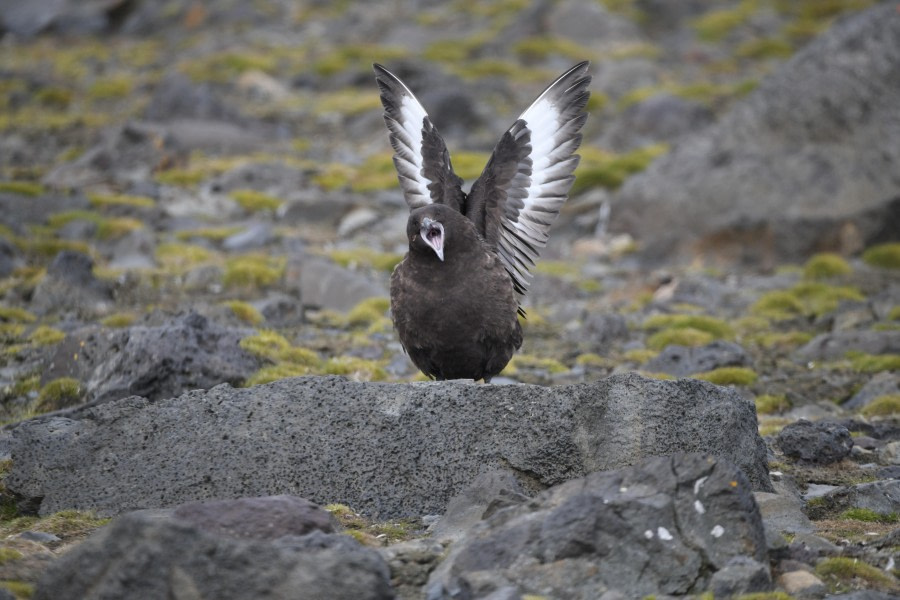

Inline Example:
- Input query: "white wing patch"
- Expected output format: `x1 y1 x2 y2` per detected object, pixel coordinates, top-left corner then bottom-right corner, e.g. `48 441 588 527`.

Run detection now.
495 62 590 296
375 65 437 209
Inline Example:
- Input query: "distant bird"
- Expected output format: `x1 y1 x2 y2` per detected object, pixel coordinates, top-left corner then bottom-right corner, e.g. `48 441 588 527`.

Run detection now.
375 62 591 382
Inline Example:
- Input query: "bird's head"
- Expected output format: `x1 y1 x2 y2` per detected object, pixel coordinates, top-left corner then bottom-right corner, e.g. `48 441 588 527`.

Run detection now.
407 205 455 262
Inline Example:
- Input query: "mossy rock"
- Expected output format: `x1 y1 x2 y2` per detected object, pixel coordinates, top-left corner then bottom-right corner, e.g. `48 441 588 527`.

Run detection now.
735 37 794 59
860 394 900 417
321 357 387 382
223 255 285 288
815 556 899 594
155 242 215 270
803 252 852 279
646 327 714 351
839 507 898 523
87 75 134 100
101 313 137 328
239 330 292 361
27 326 65 346
230 189 282 213
244 363 312 387
0 181 45 197
346 297 390 328
328 249 402 273
849 353 900 374
692 1 756 42
88 193 155 209
752 282 864 320
642 314 734 339
692 367 758 386
0 307 36 324
36 377 82 412
862 242 900 269
503 354 568 375
755 394 791 415
572 145 668 194
222 300 264 325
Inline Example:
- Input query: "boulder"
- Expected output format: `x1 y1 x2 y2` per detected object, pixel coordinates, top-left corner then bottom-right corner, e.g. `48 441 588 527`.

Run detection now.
611 4 900 266
5 373 772 518
645 340 752 377
35 507 392 600
42 312 259 404
795 330 900 362
30 251 113 317
427 453 768 599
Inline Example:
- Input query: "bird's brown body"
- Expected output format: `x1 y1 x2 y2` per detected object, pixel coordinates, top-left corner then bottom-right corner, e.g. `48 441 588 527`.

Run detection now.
390 205 522 382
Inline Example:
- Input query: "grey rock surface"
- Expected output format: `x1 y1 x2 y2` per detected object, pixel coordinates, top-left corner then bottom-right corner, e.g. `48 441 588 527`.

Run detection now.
34 511 394 600
707 556 772 598
171 495 338 541
294 257 388 312
753 492 814 535
844 372 900 411
30 250 114 316
645 340 752 377
796 330 900 362
427 453 768 599
776 420 853 465
5 373 772 517
429 469 529 542
611 4 900 266
43 312 259 403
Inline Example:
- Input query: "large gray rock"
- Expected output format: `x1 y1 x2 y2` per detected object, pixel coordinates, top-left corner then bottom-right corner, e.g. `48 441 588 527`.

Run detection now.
5 373 772 517
611 4 900 266
645 340 752 377
35 510 393 600
43 312 259 404
795 329 900 362
427 453 768 599
776 420 853 465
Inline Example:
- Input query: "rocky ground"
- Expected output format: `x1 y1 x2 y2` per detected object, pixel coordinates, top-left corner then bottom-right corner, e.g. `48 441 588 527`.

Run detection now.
0 0 898 598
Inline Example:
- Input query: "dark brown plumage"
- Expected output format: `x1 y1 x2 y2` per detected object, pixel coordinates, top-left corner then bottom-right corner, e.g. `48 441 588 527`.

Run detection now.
375 62 591 382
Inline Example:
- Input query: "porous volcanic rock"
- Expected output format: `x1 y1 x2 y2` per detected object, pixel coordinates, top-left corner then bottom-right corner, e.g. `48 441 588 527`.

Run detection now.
5 373 772 517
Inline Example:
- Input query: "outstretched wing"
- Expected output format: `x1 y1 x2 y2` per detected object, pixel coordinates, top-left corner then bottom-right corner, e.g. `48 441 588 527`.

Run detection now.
466 61 591 297
374 64 465 212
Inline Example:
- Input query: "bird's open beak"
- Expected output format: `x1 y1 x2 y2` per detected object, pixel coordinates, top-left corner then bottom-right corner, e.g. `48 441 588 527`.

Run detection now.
420 217 444 261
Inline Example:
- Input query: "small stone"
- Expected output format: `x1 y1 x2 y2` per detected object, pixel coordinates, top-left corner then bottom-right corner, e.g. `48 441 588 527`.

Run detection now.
16 531 61 543
878 440 900 465
708 556 772 597
754 492 814 534
777 570 827 599
777 420 853 464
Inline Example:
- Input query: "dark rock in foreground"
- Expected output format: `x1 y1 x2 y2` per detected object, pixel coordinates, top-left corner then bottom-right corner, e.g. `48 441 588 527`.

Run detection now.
427 453 769 599
35 497 392 600
5 373 772 517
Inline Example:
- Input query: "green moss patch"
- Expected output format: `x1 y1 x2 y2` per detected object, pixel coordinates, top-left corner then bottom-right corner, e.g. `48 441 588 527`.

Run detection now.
155 242 215 271
88 193 155 209
692 2 756 41
503 354 568 376
244 363 312 386
325 503 418 547
849 353 900 374
239 330 293 361
328 248 402 272
223 255 285 288
803 252 852 279
0 307 36 324
815 557 899 594
692 367 758 386
647 328 714 350
572 145 668 194
222 300 264 325
0 509 109 541
752 282 864 320
0 181 45 197
755 394 791 415
230 189 282 212
643 314 734 339
87 75 133 100
36 377 82 412
623 348 658 364
346 297 390 328
101 313 137 328
47 210 143 240
27 326 65 346
860 394 900 417
839 507 898 523
862 243 900 269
